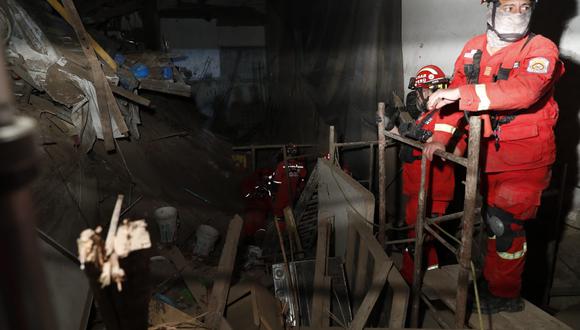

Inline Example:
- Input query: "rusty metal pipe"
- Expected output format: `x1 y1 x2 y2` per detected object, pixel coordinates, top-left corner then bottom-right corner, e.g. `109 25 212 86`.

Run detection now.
455 116 482 328
410 154 429 327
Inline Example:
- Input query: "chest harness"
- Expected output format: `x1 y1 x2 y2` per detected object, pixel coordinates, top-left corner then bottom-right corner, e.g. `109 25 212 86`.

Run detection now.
464 34 536 151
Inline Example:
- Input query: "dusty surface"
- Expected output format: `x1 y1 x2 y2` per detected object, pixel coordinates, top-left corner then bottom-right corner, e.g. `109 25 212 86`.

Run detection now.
21 91 244 255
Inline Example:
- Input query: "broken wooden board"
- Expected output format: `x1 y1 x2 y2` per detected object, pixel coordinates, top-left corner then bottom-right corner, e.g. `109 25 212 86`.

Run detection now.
62 0 116 150
139 78 192 97
205 215 244 328
162 246 208 309
148 299 196 326
110 85 152 107
252 284 284 330
423 265 572 330
46 0 118 71
226 292 260 330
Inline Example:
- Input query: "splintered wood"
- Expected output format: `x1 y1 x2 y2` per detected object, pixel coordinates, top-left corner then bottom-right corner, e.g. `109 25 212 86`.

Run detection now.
77 194 151 291
205 215 243 328
61 0 128 151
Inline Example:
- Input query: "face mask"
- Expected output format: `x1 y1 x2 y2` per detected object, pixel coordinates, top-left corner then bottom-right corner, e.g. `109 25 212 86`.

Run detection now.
487 4 532 48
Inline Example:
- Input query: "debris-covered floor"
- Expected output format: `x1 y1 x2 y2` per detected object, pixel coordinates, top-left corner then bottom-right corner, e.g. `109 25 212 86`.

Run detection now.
3 0 580 329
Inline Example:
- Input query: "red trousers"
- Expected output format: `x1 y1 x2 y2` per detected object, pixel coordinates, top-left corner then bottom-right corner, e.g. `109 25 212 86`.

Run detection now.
482 166 551 298
400 160 455 283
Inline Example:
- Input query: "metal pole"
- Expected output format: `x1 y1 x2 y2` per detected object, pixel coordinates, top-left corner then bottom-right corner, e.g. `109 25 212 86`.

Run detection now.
455 116 482 328
384 130 468 167
410 155 429 327
0 43 56 329
378 103 387 246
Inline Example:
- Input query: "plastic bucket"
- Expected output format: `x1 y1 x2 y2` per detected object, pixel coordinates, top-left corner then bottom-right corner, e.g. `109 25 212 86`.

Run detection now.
193 225 219 256
154 206 178 244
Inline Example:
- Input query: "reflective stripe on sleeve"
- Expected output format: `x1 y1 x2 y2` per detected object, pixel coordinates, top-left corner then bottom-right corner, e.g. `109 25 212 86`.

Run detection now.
475 84 491 111
434 123 456 134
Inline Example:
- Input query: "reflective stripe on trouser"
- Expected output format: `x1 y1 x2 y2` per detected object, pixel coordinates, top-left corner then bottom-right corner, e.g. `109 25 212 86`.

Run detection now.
482 167 549 298
484 233 527 298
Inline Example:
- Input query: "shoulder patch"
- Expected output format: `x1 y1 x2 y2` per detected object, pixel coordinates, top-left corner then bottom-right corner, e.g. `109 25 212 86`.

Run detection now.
527 57 550 74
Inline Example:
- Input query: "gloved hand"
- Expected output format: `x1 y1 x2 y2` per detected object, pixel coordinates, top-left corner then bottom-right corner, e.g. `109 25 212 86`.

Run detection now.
399 122 416 137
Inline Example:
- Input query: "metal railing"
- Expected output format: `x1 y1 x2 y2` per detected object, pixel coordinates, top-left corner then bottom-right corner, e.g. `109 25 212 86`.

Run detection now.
380 102 483 328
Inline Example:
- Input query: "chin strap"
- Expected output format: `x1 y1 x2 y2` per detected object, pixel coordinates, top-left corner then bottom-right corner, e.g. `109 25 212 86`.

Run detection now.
487 1 533 42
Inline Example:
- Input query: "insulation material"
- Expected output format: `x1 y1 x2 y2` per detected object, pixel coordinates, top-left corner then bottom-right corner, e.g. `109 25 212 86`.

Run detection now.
5 0 60 88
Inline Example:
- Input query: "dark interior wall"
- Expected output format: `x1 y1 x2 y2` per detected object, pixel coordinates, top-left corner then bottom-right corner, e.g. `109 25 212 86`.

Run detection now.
265 0 404 152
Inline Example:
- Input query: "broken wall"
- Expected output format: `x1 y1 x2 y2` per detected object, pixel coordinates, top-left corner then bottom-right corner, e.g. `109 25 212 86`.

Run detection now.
160 17 268 140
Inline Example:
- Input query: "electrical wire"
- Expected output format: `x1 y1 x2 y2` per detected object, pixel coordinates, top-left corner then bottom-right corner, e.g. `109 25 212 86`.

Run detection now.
470 261 484 330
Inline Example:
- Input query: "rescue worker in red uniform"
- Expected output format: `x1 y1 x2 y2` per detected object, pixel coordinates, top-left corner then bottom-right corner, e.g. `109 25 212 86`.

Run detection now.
241 168 273 238
394 65 465 284
424 0 565 314
272 145 307 224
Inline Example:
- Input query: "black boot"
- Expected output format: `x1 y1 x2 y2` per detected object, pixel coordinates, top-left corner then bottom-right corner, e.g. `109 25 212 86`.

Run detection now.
469 281 524 314
474 294 525 314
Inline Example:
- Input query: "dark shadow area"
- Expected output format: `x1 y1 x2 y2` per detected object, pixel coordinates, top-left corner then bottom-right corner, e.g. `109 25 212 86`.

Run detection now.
523 0 580 307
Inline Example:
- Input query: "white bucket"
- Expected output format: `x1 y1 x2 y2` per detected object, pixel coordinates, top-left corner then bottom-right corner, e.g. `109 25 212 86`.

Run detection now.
154 206 178 244
193 224 219 256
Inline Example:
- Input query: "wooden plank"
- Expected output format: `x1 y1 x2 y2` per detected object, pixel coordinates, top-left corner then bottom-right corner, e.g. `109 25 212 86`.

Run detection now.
225 293 259 330
283 206 303 252
351 261 390 330
61 0 116 150
104 82 130 135
110 85 152 107
349 210 409 328
47 0 118 71
311 217 331 328
205 215 243 328
162 246 208 309
226 282 252 306
139 79 192 97
148 299 195 326
252 284 284 330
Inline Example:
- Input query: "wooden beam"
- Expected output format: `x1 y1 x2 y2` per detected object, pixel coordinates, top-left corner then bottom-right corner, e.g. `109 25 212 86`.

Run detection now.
110 85 151 108
138 79 192 97
205 215 243 328
61 0 119 150
162 246 208 309
47 0 118 72
283 206 303 252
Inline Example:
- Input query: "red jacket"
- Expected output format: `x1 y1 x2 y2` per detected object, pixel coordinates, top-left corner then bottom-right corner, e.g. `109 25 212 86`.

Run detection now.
403 108 463 202
433 33 564 173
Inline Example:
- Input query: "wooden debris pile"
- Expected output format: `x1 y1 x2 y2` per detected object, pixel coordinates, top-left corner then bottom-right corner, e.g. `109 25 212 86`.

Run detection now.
149 214 287 330
3 0 190 152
